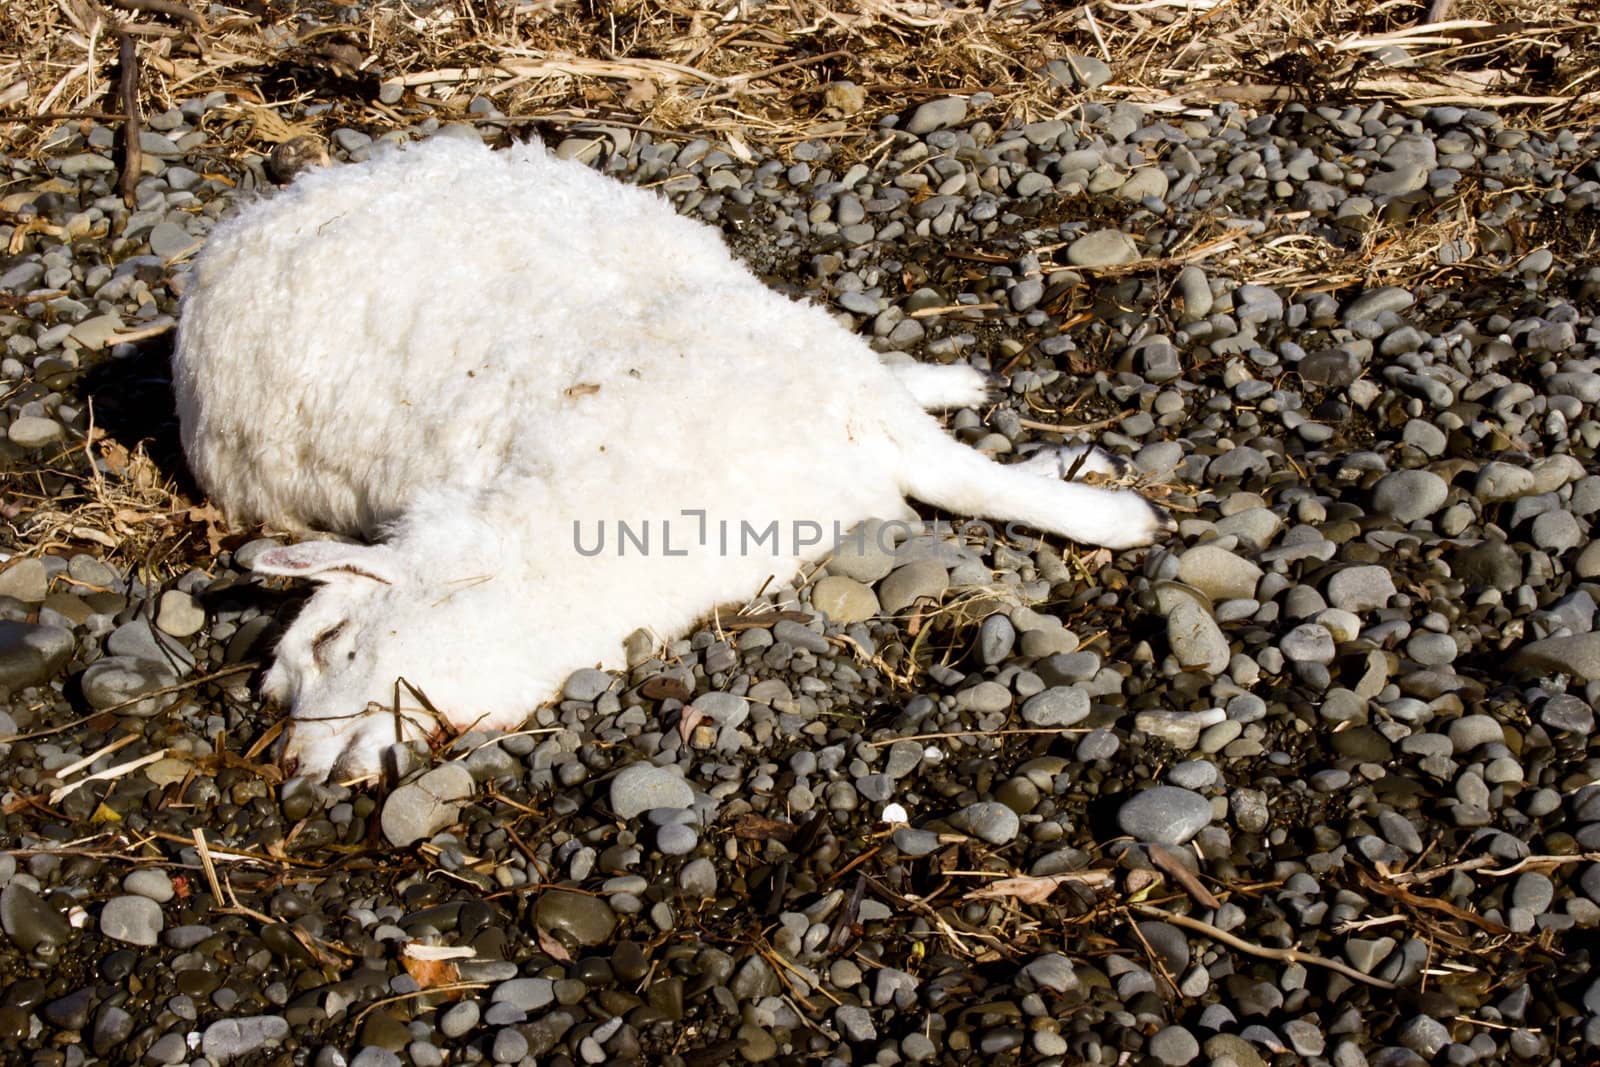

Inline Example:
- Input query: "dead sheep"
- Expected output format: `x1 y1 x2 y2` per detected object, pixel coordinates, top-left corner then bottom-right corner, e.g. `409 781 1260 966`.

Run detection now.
171 135 1170 782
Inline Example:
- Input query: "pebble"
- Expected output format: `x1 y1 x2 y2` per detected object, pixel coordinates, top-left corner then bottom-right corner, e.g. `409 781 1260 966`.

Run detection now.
534 891 616 945
1117 786 1213 845
0 559 48 602
1325 565 1397 613
877 559 948 613
1163 597 1231 674
8 416 62 448
202 1016 291 1062
905 97 967 135
1066 229 1140 267
381 762 474 846
978 613 1015 664
0 621 74 694
609 763 694 818
1177 544 1261 601
99 895 163 946
1019 686 1089 728
1511 633 1600 681
563 667 614 702
1371 469 1448 521
811 575 880 622
0 883 71 953
155 589 206 637
951 801 1020 845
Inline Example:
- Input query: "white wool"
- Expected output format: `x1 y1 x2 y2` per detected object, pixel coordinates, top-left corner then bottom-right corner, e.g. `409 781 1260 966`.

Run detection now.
172 136 1168 782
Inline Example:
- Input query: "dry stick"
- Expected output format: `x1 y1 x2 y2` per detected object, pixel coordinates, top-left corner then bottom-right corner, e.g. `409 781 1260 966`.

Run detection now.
1132 904 1398 990
117 31 142 208
0 663 257 743
0 112 130 123
107 0 207 30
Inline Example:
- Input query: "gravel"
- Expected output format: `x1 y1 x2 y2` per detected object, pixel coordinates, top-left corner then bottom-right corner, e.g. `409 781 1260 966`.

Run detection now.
0 74 1597 1067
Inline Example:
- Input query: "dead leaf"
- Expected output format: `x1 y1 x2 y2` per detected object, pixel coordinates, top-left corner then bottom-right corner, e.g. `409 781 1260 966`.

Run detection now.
677 704 705 745
623 77 658 108
1148 843 1220 909
402 953 462 990
187 502 230 555
536 925 573 962
963 870 1113 904
729 813 797 841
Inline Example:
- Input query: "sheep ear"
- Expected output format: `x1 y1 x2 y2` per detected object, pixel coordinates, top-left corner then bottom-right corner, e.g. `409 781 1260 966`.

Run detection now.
253 542 402 585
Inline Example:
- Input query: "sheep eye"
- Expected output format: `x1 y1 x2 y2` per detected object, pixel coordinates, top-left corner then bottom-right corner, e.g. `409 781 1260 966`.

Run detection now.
312 621 348 667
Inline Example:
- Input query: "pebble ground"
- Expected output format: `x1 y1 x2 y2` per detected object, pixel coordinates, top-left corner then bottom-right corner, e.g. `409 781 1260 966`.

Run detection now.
1 80 1599 1066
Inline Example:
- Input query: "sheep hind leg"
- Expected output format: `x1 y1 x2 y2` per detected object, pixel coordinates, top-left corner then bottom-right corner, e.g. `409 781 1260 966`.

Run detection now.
888 362 1000 411
1013 442 1135 480
893 414 1172 550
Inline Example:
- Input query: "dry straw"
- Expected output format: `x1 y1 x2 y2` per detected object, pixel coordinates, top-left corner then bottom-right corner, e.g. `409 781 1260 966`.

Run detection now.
2 0 1593 156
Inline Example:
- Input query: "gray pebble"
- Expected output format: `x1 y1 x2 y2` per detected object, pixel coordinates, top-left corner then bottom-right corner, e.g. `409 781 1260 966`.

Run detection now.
1066 229 1139 267
1148 1024 1200 1065
609 763 694 818
1446 714 1504 753
1177 544 1261 601
952 801 1020 844
1371 469 1448 521
1019 686 1089 728
8 416 63 449
122 868 175 903
380 763 474 847
202 1017 291 1062
563 668 614 702
1117 786 1213 845
877 559 948 613
905 97 967 135
0 621 74 694
1511 633 1600 681
1325 566 1397 613
100 895 162 946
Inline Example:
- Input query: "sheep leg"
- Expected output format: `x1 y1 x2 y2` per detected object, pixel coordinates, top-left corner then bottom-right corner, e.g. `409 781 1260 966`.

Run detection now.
888 362 998 411
892 414 1171 549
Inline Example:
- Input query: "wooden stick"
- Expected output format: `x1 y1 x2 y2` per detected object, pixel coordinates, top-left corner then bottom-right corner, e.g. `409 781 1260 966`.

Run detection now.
108 0 207 31
117 31 142 208
1133 904 1398 990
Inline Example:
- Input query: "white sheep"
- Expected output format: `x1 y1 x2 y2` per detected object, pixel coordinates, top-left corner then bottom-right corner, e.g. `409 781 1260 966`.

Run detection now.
172 136 1170 782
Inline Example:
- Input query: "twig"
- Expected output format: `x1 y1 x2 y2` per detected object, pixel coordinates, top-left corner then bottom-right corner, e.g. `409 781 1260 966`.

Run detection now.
193 828 224 906
863 727 1089 747
51 733 139 780
351 983 491 1026
1131 904 1398 990
107 0 207 30
47 748 166 804
116 31 142 207
0 112 129 123
0 663 257 741
1018 413 1129 434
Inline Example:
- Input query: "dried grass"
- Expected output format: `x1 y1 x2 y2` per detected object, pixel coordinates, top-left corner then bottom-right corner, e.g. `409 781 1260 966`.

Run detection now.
2 0 1593 161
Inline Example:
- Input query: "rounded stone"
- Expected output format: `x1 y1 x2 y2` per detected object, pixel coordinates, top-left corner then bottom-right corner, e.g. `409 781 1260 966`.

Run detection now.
99 895 163 947
877 560 948 613
1066 229 1140 267
1371 469 1448 521
609 763 694 818
811 576 880 623
1117 786 1213 846
535 890 617 945
1177 545 1262 601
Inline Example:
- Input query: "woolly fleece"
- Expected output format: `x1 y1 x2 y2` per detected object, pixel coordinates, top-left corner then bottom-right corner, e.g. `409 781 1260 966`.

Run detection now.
172 136 1168 781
